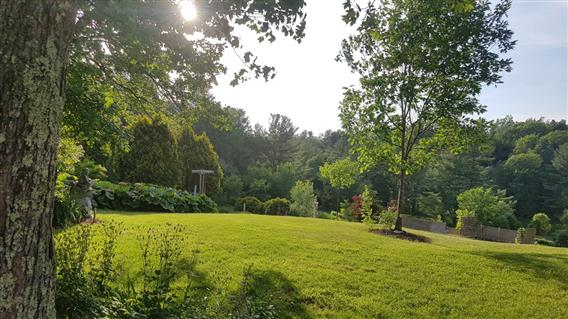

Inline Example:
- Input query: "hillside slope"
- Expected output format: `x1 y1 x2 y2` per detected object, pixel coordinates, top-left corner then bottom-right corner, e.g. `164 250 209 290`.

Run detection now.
99 212 568 319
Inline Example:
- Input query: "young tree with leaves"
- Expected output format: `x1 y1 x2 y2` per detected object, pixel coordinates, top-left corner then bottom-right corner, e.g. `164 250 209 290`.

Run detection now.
339 0 515 230
319 158 360 210
0 1 306 315
290 180 318 217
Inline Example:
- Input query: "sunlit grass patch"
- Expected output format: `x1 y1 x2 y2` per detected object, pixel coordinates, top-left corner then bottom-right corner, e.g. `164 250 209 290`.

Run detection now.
99 212 568 319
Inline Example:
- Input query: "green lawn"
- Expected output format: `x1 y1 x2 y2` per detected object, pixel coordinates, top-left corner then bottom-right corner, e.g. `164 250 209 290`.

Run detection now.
98 212 567 319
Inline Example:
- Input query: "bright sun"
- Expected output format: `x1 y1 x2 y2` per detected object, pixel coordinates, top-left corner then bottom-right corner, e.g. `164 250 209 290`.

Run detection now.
179 1 197 21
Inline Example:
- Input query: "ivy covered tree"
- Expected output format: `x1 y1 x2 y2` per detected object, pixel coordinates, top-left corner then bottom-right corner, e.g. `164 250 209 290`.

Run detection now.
339 0 515 230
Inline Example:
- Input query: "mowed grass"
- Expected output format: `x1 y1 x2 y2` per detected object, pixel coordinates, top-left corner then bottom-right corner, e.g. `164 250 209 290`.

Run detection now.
98 212 568 319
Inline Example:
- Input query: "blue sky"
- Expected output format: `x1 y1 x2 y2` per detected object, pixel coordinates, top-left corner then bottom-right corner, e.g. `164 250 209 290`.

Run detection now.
480 0 567 121
212 0 568 134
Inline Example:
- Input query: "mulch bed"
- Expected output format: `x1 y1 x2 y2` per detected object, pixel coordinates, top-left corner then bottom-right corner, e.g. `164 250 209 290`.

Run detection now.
371 229 431 243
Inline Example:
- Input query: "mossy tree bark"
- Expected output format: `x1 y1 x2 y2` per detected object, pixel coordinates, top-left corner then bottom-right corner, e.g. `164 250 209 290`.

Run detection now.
0 1 76 317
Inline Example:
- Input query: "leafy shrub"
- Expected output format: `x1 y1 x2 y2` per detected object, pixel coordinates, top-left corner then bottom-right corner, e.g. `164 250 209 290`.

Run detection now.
556 230 568 247
54 138 90 228
492 212 520 229
53 173 84 228
264 198 290 215
378 209 397 229
57 137 84 174
235 196 264 213
317 212 336 220
290 180 317 217
457 187 517 228
529 212 552 235
93 181 217 213
75 158 108 180
535 237 556 247
455 209 474 230
55 222 121 317
53 193 82 229
337 200 355 221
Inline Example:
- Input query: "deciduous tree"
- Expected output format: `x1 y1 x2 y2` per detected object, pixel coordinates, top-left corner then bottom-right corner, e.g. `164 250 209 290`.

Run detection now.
290 180 317 217
339 0 515 230
319 158 359 210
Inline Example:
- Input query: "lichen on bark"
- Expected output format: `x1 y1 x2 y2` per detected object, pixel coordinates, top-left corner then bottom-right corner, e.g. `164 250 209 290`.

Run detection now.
0 1 77 318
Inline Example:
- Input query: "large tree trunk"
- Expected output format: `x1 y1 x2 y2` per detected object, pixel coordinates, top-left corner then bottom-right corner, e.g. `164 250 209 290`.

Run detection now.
0 1 76 317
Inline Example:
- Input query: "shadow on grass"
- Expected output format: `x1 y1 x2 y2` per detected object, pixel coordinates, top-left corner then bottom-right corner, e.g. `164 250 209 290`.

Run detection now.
470 251 568 287
176 256 215 296
130 258 312 318
235 269 312 319
122 255 215 296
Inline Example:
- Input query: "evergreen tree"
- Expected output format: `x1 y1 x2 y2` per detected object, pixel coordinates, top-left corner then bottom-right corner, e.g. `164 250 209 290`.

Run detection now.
178 128 223 195
265 114 298 170
121 118 180 187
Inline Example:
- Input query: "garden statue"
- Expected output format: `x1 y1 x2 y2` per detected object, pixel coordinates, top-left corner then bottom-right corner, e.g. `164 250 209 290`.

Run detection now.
71 168 96 222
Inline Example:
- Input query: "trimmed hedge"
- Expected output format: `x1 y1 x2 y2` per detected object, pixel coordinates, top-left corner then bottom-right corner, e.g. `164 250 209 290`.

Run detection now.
93 181 217 213
234 196 264 213
264 198 290 216
556 230 568 247
235 196 291 215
